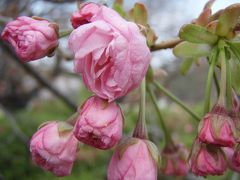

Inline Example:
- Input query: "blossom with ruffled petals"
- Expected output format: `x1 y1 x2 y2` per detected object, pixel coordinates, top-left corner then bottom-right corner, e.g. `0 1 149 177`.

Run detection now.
1 16 58 62
30 121 78 177
74 96 123 149
190 138 227 176
69 3 150 101
107 137 159 180
198 104 236 147
161 144 189 176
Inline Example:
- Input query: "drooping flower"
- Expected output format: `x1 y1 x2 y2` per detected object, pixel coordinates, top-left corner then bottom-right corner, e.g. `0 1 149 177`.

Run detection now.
107 137 159 180
69 3 151 101
198 104 236 147
223 147 240 172
161 144 189 176
74 96 123 150
229 91 240 142
189 138 227 176
1 16 59 62
233 144 240 168
30 121 78 177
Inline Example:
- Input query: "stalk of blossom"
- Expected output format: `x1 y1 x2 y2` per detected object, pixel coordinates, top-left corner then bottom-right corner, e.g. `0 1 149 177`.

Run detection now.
69 3 151 101
107 137 159 180
198 104 236 147
1 16 59 62
222 147 240 172
161 144 189 176
30 121 78 177
189 138 227 176
74 96 123 150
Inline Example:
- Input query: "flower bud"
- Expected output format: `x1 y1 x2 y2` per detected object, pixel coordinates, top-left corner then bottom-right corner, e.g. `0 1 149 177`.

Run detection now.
223 147 240 172
1 16 59 62
233 144 240 167
74 96 123 150
107 137 159 180
229 91 240 142
198 104 236 147
161 144 189 176
30 121 78 177
189 138 227 176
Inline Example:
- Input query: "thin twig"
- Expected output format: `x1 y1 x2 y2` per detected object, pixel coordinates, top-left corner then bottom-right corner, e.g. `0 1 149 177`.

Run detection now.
0 39 78 111
153 81 201 121
0 103 28 144
150 38 182 52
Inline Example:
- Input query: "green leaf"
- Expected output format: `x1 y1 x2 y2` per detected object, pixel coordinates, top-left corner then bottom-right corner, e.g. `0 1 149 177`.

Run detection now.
216 3 240 37
173 41 212 59
228 41 240 61
180 58 194 75
146 66 154 83
230 57 240 94
113 3 127 18
146 26 157 46
194 0 216 26
179 24 218 44
129 3 148 25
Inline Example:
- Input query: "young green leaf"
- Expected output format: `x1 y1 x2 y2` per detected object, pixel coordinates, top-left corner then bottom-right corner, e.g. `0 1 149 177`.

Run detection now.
173 41 211 59
146 26 157 46
129 3 148 25
113 1 127 18
179 24 218 44
228 41 240 62
180 58 195 75
230 58 240 94
216 3 240 37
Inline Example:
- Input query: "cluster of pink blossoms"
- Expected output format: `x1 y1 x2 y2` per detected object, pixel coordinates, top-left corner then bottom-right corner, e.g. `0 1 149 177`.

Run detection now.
1 2 166 179
6 0 239 178
189 91 240 176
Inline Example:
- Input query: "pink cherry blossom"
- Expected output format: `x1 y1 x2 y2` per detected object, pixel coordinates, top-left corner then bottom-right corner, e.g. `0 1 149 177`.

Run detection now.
30 121 78 177
233 144 240 168
190 138 227 176
223 147 240 172
74 96 123 149
198 104 236 147
69 3 151 101
161 144 189 176
1 16 59 62
107 138 158 180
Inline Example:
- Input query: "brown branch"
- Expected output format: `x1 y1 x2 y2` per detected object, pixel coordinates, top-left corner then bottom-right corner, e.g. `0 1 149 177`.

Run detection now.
150 38 182 52
0 39 78 111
